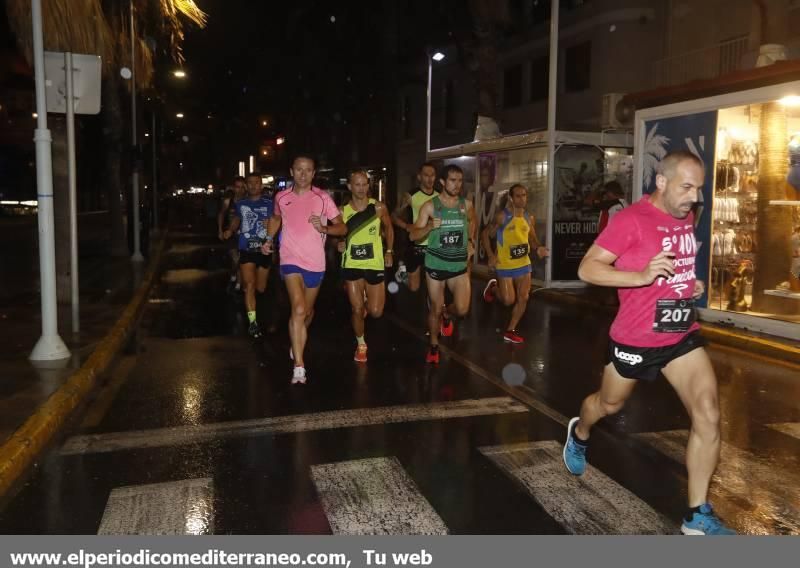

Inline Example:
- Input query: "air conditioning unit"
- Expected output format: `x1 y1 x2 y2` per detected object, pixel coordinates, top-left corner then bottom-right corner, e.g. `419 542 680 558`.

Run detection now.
601 93 633 129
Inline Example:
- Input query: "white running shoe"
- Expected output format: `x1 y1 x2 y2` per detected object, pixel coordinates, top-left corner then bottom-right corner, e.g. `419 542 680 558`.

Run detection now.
291 366 306 385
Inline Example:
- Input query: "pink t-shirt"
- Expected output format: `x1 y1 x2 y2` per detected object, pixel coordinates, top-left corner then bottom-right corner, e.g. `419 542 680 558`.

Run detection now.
595 195 700 348
274 186 340 272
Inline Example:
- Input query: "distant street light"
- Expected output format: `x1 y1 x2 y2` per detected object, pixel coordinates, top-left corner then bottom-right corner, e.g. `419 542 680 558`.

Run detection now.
173 69 186 78
261 120 268 126
276 136 285 145
426 50 446 153
176 112 184 118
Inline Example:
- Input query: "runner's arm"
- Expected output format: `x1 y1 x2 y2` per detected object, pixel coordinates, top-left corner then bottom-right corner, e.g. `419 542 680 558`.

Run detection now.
409 201 435 242
217 196 231 237
528 216 549 258
222 215 240 241
266 214 281 239
391 193 412 231
378 202 395 259
481 211 505 265
578 244 673 287
320 214 348 237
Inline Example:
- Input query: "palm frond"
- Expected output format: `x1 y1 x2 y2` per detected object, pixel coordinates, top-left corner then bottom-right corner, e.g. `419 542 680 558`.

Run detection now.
149 0 207 64
6 0 116 71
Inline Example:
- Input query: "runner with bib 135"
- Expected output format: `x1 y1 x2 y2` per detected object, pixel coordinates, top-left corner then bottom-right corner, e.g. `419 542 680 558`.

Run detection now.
562 150 736 535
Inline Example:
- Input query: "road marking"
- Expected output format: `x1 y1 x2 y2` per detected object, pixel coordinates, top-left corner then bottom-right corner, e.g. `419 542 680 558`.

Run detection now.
311 457 447 535
386 314 569 427
635 430 800 534
480 440 674 534
63 397 527 455
97 478 213 535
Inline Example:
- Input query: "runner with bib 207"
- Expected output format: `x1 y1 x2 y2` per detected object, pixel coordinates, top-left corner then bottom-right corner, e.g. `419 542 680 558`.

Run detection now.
562 150 735 535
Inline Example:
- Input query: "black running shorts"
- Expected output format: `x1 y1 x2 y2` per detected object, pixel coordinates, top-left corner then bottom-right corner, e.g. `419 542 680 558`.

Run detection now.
239 250 273 269
405 245 427 273
341 268 385 285
607 331 707 381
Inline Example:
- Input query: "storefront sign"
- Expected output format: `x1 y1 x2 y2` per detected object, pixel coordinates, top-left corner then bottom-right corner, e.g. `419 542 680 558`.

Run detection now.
552 146 606 281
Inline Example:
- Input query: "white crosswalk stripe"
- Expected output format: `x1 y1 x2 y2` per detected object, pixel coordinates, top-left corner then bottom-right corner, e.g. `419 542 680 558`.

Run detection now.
767 422 800 440
62 397 528 455
97 478 214 535
480 440 674 534
635 430 800 534
311 457 448 535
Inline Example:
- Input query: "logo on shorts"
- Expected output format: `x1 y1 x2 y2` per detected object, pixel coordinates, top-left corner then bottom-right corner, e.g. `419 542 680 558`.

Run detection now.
614 347 643 366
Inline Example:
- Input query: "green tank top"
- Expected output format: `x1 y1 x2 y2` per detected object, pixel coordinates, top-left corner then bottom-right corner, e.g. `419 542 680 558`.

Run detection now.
410 188 438 247
425 195 468 272
342 198 384 271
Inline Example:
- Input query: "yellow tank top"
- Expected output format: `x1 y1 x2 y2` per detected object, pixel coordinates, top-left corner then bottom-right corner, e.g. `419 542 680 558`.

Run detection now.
410 188 438 247
496 209 532 270
342 198 384 270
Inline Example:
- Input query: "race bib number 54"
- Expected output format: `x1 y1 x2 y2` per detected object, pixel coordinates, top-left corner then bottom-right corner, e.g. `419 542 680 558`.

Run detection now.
653 299 696 333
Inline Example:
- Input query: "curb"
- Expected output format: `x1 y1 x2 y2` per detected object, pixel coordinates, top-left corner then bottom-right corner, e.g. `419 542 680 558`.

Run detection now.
530 287 800 366
0 233 169 498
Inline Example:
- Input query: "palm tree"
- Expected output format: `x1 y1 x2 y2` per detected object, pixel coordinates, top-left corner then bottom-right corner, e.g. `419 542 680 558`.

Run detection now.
749 0 793 313
5 0 205 301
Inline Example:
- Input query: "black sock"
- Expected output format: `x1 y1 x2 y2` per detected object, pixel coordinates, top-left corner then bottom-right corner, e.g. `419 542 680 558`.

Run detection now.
684 504 705 521
571 421 589 446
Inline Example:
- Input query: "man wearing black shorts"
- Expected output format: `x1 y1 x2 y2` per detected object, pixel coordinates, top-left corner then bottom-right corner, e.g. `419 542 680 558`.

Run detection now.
563 151 735 535
223 172 273 339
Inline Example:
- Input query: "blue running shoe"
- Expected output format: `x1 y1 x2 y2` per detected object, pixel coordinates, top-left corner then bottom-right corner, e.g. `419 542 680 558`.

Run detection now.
681 504 736 535
563 416 588 475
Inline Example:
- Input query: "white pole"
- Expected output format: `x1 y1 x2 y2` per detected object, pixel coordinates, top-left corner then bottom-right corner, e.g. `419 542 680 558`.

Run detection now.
426 54 432 155
130 0 144 262
65 52 79 334
152 111 158 230
544 0 559 286
29 0 70 361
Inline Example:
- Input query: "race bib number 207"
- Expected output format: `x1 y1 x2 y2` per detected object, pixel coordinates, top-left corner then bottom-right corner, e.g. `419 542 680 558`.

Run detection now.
652 299 696 333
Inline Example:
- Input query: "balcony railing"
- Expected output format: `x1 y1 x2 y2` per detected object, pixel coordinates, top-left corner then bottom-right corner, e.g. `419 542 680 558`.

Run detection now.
653 36 749 88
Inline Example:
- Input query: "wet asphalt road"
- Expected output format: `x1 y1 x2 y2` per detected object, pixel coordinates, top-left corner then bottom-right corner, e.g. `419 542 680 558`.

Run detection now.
1 204 798 535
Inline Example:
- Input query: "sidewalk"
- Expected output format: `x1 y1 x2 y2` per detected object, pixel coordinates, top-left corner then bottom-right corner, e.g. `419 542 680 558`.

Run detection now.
0 214 166 498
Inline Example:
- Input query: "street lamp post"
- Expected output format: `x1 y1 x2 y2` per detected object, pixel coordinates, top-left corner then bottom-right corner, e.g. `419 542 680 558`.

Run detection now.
29 0 70 361
425 51 445 155
130 0 144 262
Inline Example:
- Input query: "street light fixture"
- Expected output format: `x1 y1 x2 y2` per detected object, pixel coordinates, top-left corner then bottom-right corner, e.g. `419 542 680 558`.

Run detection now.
176 112 184 118
426 49 446 154
173 69 186 78
276 136 285 145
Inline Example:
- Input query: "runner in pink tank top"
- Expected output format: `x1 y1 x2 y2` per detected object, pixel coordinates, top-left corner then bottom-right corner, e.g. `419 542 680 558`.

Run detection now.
265 155 346 386
562 151 735 535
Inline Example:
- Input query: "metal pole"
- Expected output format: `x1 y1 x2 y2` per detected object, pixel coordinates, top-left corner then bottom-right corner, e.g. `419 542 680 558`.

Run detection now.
151 111 158 230
29 0 70 361
130 0 144 262
426 54 432 155
544 0 559 286
65 52 79 334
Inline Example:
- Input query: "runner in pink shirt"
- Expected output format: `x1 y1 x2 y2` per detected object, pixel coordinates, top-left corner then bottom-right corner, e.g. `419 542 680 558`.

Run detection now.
264 155 346 385
562 151 735 535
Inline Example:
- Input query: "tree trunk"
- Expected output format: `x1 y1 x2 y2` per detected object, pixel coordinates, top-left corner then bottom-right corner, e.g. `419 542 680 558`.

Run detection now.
751 101 793 313
103 75 129 257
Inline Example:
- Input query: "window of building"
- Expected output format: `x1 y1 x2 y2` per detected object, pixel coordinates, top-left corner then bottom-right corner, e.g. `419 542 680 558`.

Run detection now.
564 41 592 92
708 103 800 324
444 79 456 130
530 56 549 101
503 64 523 108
